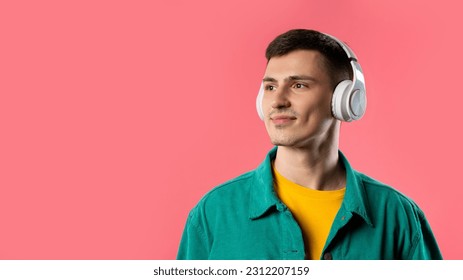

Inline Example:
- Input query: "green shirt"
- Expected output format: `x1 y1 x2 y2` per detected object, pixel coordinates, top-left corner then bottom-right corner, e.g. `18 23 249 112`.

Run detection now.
177 147 442 260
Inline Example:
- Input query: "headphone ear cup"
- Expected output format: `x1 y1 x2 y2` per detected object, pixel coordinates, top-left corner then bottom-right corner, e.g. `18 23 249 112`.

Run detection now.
349 88 366 120
256 83 265 120
332 80 352 121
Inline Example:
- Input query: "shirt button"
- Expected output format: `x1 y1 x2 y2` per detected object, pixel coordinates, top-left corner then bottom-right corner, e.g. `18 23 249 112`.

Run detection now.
323 252 333 260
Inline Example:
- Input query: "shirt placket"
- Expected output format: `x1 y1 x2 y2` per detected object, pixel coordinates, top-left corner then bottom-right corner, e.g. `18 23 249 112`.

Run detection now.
278 203 306 260
320 209 353 260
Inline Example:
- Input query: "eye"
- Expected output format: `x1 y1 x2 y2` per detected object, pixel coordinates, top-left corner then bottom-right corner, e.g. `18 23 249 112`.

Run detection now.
264 85 276 91
293 83 307 89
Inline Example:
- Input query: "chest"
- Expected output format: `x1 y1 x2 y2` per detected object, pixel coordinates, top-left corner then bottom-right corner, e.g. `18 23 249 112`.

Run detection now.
207 209 399 260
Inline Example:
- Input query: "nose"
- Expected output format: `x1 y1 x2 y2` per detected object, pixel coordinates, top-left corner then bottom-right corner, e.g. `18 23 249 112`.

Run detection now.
271 87 291 109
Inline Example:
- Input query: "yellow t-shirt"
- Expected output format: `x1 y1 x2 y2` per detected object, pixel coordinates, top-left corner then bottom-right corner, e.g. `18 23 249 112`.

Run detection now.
273 166 345 260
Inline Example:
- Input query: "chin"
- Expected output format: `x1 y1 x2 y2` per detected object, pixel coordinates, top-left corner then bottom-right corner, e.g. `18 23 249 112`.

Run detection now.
268 132 317 148
269 137 297 147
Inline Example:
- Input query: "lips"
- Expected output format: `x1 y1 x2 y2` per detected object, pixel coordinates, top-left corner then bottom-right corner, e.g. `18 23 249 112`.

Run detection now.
270 115 296 125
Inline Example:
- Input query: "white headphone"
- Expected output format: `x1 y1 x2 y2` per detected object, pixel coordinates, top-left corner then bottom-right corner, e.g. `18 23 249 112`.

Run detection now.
256 33 366 122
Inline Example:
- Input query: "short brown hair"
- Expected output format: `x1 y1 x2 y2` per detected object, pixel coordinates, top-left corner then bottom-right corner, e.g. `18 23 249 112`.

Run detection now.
265 29 352 87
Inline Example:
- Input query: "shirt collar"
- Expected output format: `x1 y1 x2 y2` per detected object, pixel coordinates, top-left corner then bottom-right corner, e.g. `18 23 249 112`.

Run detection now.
339 151 373 226
248 147 373 227
248 147 280 219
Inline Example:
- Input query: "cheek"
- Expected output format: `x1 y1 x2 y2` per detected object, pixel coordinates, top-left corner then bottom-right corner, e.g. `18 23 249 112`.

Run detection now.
314 93 333 114
298 96 333 121
261 95 271 111
261 95 275 119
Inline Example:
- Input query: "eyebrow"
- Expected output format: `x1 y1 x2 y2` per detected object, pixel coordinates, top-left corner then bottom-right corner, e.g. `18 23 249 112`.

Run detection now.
262 75 318 83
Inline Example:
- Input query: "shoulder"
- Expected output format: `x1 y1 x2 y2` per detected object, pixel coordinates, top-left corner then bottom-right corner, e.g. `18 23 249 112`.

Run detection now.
352 170 441 259
357 171 414 202
203 170 255 204
340 150 423 218
354 170 425 222
187 169 256 218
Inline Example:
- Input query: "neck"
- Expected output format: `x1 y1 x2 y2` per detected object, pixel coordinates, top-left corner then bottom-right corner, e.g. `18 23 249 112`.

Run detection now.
273 126 345 191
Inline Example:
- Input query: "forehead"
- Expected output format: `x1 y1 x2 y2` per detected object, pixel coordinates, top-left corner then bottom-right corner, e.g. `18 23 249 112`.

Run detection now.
264 49 329 80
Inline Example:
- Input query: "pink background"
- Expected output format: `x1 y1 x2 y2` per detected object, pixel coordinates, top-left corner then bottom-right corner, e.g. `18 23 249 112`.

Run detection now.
1 0 461 259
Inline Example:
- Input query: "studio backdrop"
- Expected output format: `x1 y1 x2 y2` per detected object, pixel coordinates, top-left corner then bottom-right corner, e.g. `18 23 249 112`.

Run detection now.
0 0 461 259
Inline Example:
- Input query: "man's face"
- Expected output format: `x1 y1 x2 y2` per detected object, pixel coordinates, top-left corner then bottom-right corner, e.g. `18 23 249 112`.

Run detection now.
262 49 338 148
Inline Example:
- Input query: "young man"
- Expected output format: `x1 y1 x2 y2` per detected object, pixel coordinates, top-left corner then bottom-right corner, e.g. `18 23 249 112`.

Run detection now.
177 29 442 260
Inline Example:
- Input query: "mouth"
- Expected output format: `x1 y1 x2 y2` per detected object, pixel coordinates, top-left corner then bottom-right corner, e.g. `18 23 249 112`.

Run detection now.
270 115 297 125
